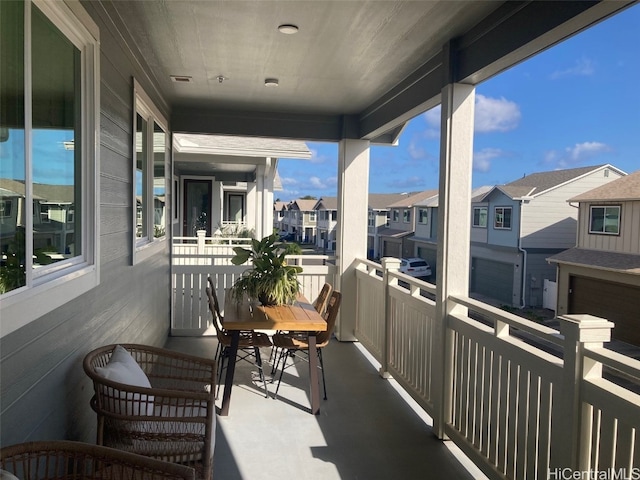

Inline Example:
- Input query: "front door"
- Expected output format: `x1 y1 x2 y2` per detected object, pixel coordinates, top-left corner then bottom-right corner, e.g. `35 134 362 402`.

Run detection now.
183 179 212 236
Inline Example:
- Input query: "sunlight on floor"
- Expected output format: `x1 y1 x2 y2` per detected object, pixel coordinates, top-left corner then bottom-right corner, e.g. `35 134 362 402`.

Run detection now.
353 342 489 480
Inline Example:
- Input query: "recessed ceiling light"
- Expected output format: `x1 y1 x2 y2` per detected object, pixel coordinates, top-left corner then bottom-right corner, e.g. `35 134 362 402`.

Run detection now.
215 75 228 83
278 24 299 34
264 78 279 87
170 75 193 83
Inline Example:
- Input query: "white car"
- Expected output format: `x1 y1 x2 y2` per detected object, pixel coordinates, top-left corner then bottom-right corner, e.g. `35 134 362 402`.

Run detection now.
400 258 432 278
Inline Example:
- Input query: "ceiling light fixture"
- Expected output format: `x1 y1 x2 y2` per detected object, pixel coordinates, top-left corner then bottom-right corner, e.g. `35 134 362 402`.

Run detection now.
264 78 279 87
216 75 228 83
277 24 299 34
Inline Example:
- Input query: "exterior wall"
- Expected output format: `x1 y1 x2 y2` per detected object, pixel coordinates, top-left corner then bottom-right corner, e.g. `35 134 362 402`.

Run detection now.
0 2 171 447
414 207 432 239
470 203 489 244
520 168 624 249
576 200 640 254
486 192 520 247
523 250 562 308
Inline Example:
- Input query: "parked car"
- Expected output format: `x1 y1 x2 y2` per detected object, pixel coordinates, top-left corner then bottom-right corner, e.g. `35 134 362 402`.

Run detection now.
400 258 432 278
279 232 296 242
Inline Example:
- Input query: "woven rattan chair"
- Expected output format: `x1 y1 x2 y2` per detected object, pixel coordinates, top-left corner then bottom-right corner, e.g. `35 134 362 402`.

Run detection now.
205 278 271 397
272 290 342 400
0 440 195 479
83 344 216 480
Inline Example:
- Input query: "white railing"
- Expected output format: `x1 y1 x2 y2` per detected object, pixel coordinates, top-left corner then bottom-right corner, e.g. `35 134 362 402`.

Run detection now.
171 236 337 335
354 258 640 480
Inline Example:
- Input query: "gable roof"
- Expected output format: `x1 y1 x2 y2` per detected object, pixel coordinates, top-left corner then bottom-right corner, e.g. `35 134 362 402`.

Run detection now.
569 169 639 202
273 201 287 211
314 196 337 210
368 193 413 210
289 199 318 211
486 164 623 200
388 189 439 208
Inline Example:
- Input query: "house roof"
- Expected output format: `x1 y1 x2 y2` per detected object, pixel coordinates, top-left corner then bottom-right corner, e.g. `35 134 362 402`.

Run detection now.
0 179 75 203
483 164 623 200
547 248 640 275
388 190 438 208
569 169 640 202
368 193 414 210
273 201 287 211
377 228 414 239
289 199 318 211
314 197 337 210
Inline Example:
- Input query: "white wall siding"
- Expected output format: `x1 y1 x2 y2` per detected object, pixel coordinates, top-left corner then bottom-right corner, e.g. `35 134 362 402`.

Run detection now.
520 169 624 249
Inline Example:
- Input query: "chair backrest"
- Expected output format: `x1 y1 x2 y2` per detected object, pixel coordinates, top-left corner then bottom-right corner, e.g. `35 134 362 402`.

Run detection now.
206 276 222 320
205 287 225 337
312 283 333 316
316 291 341 345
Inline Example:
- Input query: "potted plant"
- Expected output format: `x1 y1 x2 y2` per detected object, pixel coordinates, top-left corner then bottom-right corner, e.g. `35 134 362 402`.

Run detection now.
230 232 302 306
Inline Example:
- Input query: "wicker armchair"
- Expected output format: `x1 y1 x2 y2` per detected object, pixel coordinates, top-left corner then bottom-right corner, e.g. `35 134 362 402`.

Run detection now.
0 440 195 479
83 344 216 480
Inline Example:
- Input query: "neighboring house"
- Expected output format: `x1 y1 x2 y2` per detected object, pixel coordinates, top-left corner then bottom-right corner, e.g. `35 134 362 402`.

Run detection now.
412 186 491 282
173 134 310 239
378 190 438 259
367 193 413 259
470 164 626 308
314 197 337 252
548 170 640 346
273 201 287 233
286 199 318 244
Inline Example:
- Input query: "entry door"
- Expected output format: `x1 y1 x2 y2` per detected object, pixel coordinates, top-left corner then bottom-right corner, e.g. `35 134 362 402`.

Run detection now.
183 180 212 236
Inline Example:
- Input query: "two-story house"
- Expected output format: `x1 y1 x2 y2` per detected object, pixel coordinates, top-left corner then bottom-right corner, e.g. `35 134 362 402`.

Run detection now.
273 201 287 234
378 190 438 259
548 169 640 346
314 196 337 252
286 199 318 244
367 193 411 259
469 164 626 308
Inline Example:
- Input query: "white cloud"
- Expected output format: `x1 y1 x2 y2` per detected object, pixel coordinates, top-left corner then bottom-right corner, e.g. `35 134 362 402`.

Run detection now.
473 148 505 173
550 57 595 80
308 148 327 164
422 94 520 135
407 140 426 160
388 176 424 189
474 94 521 133
543 141 611 168
280 177 298 186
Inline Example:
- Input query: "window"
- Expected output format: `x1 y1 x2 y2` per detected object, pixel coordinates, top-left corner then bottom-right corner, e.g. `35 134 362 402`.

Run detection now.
418 208 428 224
589 205 620 235
133 81 168 263
494 207 512 229
403 209 411 223
385 211 390 227
331 211 337 221
309 212 316 221
368 212 374 227
0 0 99 335
473 207 487 227
392 209 399 222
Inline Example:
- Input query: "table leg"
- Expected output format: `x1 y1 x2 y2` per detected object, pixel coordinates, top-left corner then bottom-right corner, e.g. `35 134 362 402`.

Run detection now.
307 334 321 415
219 330 239 416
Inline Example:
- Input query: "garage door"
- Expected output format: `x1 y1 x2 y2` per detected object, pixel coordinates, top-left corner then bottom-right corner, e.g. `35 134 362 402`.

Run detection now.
471 257 514 305
569 276 640 346
383 241 401 258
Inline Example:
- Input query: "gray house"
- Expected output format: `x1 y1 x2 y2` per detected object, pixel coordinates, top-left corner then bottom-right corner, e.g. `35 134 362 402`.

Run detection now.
470 164 626 308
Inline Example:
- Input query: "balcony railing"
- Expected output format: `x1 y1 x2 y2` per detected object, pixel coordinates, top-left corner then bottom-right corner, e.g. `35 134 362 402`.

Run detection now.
171 235 337 335
354 258 640 480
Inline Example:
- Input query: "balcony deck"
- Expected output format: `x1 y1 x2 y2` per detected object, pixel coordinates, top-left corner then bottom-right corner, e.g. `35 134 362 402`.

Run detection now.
165 336 487 480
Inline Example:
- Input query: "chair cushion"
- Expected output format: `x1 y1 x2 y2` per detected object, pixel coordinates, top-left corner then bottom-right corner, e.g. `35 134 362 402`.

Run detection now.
95 345 154 415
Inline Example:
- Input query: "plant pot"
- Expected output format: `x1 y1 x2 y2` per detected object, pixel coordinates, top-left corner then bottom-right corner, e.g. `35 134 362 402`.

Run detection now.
258 293 278 306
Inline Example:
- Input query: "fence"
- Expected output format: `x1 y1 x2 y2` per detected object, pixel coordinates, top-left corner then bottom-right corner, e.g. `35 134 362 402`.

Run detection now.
171 236 337 335
354 257 640 480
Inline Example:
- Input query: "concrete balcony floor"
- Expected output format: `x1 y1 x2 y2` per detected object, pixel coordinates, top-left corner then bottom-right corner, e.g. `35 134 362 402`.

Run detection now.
165 336 487 480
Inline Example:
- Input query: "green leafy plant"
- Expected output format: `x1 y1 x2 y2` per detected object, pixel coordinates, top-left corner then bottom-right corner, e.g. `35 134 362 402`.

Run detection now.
230 232 302 306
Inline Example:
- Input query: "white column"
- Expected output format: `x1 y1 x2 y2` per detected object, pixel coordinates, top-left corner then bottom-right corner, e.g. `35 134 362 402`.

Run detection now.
432 82 476 439
335 138 370 341
247 182 257 237
263 158 275 237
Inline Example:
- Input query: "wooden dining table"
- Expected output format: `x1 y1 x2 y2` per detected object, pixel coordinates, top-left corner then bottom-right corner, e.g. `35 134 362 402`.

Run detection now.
220 291 327 416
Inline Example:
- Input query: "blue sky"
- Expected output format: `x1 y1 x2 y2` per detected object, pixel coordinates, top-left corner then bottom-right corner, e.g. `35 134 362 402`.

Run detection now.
276 4 640 202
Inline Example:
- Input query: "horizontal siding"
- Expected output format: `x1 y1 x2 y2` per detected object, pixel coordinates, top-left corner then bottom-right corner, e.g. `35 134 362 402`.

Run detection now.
0 2 172 448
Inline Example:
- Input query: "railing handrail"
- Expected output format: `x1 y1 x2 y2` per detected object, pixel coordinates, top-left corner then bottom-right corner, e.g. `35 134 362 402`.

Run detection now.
584 344 640 381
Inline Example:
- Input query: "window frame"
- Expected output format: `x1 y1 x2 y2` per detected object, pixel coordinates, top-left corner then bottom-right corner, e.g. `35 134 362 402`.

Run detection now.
392 209 399 222
418 208 428 225
1 0 100 338
132 80 169 264
588 205 621 235
494 206 512 230
403 209 411 223
472 206 488 228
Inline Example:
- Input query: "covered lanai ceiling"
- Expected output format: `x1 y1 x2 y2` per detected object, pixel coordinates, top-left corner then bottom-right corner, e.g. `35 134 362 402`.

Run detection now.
86 0 633 143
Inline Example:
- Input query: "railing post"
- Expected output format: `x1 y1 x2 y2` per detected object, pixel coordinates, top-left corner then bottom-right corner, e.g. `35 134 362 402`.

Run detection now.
380 257 400 378
196 230 206 255
555 314 614 470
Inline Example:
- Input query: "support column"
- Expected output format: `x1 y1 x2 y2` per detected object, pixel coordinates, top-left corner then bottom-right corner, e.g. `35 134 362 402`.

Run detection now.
335 138 370 341
432 81 476 439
